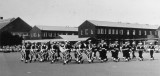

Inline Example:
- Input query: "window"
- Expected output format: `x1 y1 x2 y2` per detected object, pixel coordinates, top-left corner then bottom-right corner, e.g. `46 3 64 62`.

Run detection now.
116 29 118 34
31 34 33 37
144 31 147 35
54 33 56 36
43 32 45 37
120 30 123 35
37 33 40 37
139 30 141 35
101 28 104 34
127 30 129 35
56 33 59 36
150 31 152 35
112 29 115 34
155 31 157 35
85 29 88 35
133 30 135 35
81 30 83 35
91 30 93 34
49 33 52 37
109 29 111 34
34 33 37 37
105 29 107 34
97 29 100 34
46 32 48 37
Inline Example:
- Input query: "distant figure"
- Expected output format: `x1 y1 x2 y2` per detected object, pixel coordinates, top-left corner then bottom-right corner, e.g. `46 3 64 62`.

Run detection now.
148 42 155 60
137 42 145 61
131 41 136 59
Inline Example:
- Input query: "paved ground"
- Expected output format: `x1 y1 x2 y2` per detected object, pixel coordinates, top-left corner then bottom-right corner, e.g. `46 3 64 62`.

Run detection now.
0 52 160 76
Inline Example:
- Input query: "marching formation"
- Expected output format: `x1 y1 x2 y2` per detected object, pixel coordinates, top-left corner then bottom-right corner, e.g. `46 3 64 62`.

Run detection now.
20 40 156 64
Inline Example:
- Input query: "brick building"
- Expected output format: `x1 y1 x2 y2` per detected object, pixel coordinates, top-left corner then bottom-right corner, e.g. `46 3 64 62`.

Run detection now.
29 25 78 40
0 17 32 39
78 20 159 44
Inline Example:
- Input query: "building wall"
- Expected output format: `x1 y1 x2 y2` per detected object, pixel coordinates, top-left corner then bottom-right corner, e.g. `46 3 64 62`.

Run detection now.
95 26 157 40
29 26 42 40
78 21 158 44
1 17 32 39
78 21 96 38
41 30 78 39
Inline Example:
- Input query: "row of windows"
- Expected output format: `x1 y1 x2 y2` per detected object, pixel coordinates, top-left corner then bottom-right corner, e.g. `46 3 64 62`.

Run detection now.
97 28 157 36
12 32 29 37
80 29 158 36
30 33 40 37
43 32 75 37
31 32 76 38
81 29 93 35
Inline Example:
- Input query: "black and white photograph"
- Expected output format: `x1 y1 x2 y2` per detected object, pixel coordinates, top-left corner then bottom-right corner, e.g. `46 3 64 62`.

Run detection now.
0 0 160 76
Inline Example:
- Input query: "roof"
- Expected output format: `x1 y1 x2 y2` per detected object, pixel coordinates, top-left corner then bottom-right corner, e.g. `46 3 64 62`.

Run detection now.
58 35 88 41
87 20 159 29
24 35 88 43
0 18 16 30
36 25 78 31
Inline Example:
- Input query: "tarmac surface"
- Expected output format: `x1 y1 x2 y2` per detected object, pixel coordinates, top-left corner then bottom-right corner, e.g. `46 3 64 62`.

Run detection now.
0 52 160 76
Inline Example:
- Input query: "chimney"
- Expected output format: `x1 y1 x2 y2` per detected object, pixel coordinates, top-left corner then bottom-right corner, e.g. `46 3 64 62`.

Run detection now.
0 17 3 19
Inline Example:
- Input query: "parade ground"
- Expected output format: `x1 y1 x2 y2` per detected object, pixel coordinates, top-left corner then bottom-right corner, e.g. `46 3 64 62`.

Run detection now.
0 52 160 76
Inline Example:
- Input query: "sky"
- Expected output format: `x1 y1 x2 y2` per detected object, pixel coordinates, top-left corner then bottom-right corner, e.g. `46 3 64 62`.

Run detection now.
0 0 160 27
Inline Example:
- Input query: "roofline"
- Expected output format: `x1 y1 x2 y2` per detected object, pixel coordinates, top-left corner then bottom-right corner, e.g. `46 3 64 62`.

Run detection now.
95 25 157 30
35 25 78 31
87 20 159 30
0 17 16 30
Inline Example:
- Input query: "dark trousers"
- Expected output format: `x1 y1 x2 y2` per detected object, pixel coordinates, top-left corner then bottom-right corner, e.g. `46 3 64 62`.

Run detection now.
57 49 60 57
114 50 119 59
113 50 119 59
99 50 107 60
125 50 130 59
122 51 125 58
138 51 143 58
92 49 97 57
25 50 30 60
111 51 114 57
150 50 154 58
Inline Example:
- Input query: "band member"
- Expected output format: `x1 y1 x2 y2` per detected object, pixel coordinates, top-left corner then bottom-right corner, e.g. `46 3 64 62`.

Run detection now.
86 40 93 63
30 42 37 62
109 43 114 59
113 41 120 62
92 43 98 59
122 41 131 61
74 41 83 63
148 43 155 60
121 43 126 59
137 42 145 61
50 42 59 63
40 43 48 61
131 41 136 59
56 42 61 59
99 40 108 62
20 42 26 61
64 41 72 61
25 42 31 63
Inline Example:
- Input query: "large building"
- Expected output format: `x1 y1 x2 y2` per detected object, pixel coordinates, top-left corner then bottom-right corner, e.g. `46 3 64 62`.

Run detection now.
29 25 78 40
78 20 159 44
0 17 32 39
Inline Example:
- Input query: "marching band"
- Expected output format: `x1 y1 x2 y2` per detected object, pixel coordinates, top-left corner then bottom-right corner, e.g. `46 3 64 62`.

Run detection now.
19 40 156 64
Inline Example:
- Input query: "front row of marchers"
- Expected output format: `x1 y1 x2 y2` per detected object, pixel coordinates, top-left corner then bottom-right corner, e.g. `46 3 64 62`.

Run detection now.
20 40 156 64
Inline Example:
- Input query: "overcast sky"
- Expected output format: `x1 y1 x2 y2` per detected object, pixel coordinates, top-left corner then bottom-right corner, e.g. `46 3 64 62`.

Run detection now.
0 0 160 27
